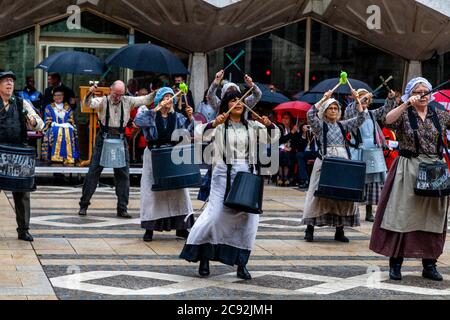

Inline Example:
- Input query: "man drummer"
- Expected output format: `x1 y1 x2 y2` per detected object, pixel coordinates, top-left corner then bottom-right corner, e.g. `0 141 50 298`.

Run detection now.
79 81 157 218
0 71 44 242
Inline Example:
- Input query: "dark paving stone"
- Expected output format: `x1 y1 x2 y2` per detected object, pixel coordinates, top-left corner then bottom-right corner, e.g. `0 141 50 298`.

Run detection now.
84 274 176 290
50 217 101 225
237 275 323 290
383 275 450 290
263 219 303 226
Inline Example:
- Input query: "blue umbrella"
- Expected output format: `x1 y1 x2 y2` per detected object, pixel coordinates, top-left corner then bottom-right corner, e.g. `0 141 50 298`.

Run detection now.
310 78 373 95
36 51 105 75
105 44 189 75
297 91 324 104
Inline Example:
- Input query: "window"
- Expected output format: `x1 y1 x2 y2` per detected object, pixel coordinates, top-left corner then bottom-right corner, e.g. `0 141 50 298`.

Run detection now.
309 20 405 96
207 20 307 98
0 28 35 88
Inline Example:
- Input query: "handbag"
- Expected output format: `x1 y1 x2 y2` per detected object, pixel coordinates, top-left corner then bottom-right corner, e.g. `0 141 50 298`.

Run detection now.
407 106 450 197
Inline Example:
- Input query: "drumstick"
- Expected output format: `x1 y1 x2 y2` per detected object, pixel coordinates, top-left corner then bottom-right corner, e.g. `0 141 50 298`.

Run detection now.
242 102 263 120
224 87 254 116
345 77 363 108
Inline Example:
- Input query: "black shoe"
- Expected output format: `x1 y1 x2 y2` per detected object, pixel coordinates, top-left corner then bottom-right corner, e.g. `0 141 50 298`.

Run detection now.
176 229 189 239
143 230 153 242
389 266 403 280
334 226 349 243
117 210 132 219
237 265 252 280
304 225 314 242
18 232 34 242
298 182 308 189
78 207 87 216
422 265 443 281
199 260 210 277
389 257 403 280
365 205 374 222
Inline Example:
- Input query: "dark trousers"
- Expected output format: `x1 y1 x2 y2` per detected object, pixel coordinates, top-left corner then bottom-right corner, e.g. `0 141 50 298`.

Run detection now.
296 151 319 182
1 191 31 234
79 134 130 211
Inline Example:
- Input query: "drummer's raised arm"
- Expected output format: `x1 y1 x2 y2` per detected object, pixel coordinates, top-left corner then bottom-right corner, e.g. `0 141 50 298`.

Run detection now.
84 94 104 110
23 100 44 131
128 90 157 109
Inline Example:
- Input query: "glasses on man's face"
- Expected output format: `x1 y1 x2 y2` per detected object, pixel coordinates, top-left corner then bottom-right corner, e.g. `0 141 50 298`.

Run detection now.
1 78 15 84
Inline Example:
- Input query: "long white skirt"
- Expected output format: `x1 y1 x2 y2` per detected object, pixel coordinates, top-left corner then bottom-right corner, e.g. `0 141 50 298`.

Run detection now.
140 148 194 225
180 161 259 266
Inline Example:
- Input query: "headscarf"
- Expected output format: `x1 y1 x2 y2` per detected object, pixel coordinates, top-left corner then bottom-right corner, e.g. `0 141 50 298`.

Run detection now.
401 77 434 103
356 88 372 104
155 87 177 107
318 98 341 121
221 82 241 99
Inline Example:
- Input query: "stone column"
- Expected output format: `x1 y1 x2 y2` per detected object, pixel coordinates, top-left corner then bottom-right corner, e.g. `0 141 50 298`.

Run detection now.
404 60 422 84
188 52 208 107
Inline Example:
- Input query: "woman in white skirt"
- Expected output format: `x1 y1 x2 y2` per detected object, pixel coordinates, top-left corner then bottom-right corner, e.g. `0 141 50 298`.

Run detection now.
303 90 368 242
135 87 195 242
180 91 280 280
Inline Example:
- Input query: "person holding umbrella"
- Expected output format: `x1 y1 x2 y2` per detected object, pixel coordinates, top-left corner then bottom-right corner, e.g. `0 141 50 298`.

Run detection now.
78 81 157 218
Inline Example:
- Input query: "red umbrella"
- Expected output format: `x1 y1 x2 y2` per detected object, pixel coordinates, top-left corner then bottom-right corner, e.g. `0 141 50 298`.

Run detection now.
433 90 450 111
273 101 311 123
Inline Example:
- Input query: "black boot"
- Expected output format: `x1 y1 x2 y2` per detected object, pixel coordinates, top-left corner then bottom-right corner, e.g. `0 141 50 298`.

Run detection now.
176 229 189 239
199 259 210 277
334 226 349 242
78 207 87 216
237 265 252 280
304 225 314 242
117 209 132 219
18 231 34 242
422 259 443 281
143 230 153 242
389 257 403 280
365 205 374 222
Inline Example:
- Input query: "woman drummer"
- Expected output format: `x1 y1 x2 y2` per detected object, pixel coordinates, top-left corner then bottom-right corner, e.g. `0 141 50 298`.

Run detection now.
134 87 195 242
344 89 397 222
302 90 368 242
180 91 280 280
370 77 450 281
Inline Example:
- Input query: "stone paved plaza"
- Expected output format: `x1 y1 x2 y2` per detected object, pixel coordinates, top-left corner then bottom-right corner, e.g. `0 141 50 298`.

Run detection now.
1 185 450 300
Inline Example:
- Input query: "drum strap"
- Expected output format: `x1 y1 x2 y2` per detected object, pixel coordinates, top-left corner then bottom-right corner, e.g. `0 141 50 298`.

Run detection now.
406 106 448 160
100 97 124 137
322 122 352 159
223 120 258 200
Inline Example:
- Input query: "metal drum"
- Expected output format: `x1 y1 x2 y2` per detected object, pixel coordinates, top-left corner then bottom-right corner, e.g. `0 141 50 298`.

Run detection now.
100 138 126 168
314 157 366 202
362 148 387 174
414 161 450 197
151 144 202 191
224 172 264 214
0 144 36 192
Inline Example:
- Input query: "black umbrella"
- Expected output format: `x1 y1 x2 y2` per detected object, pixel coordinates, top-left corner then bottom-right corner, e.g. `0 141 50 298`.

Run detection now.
105 44 189 75
310 78 373 95
36 51 105 75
